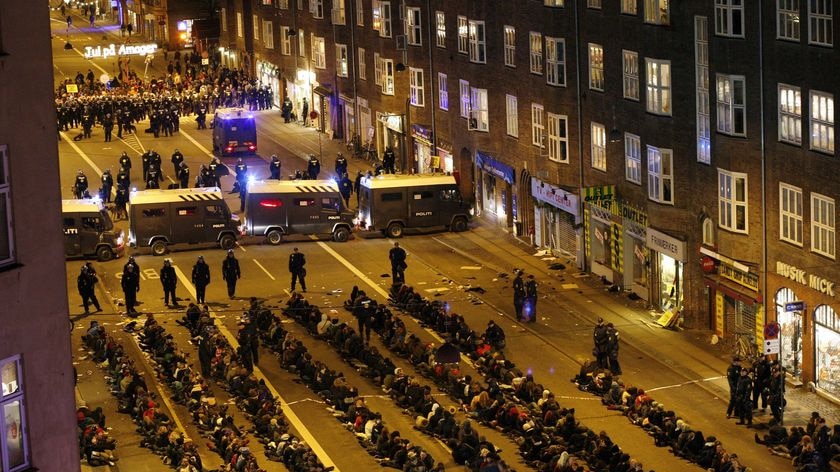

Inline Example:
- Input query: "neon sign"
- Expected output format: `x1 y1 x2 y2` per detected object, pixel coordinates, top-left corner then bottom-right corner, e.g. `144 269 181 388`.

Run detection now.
83 43 158 59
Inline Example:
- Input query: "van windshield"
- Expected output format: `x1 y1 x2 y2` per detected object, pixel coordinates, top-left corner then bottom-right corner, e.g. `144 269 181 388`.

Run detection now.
97 210 114 230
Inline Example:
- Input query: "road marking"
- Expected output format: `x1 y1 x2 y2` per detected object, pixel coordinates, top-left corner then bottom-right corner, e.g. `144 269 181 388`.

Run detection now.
172 265 339 471
178 127 215 158
253 259 275 280
645 375 725 393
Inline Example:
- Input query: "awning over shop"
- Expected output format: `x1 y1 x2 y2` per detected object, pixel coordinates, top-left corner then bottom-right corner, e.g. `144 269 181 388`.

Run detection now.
411 124 433 146
476 150 515 185
704 276 763 305
531 178 579 218
314 85 332 96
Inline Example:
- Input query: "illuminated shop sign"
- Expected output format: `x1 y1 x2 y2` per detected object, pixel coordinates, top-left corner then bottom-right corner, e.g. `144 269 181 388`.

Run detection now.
84 43 158 59
776 261 835 297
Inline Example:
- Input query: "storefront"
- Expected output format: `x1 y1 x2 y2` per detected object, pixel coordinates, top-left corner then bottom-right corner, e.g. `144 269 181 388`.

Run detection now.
286 69 315 124
377 113 406 171
703 248 763 339
814 305 840 398
256 60 281 109
624 220 648 300
531 179 579 260
582 186 615 281
647 228 686 311
775 287 803 380
475 150 515 228
313 85 334 137
411 124 435 174
436 140 454 174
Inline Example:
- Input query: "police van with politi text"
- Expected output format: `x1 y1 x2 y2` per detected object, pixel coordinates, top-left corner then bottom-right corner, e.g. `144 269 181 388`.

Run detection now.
62 199 125 261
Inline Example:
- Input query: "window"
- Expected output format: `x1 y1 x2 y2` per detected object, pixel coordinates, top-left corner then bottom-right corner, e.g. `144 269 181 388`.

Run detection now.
206 205 225 218
263 21 274 49
1 356 28 471
779 84 802 144
357 0 364 26
469 88 489 132
468 20 486 63
142 208 165 217
332 0 346 24
588 43 604 91
281 26 291 55
459 80 470 118
438 73 448 110
716 74 746 136
298 28 305 57
780 183 803 245
358 48 366 80
531 104 545 147
588 0 602 8
530 32 543 74
503 26 516 67
381 192 402 202
312 35 326 69
336 44 348 77
648 146 674 204
622 50 639 100
236 12 243 37
506 95 518 137
382 59 394 95
310 0 323 18
810 90 834 153
176 206 198 216
622 0 638 14
715 0 744 37
253 15 260 40
372 0 381 31
221 8 227 32
406 7 422 46
374 53 382 85
380 1 392 37
409 68 424 107
545 0 564 5
718 170 748 232
811 193 836 258
645 0 670 24
278 0 289 7
457 16 468 53
294 198 317 207
546 37 566 86
625 133 642 184
646 58 672 115
436 12 445 47
809 0 833 46
777 0 801 41
591 122 607 171
696 16 711 164
0 146 13 267
547 113 569 163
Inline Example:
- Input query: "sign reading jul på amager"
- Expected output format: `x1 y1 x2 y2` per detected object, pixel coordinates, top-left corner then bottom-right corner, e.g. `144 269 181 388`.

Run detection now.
84 43 158 60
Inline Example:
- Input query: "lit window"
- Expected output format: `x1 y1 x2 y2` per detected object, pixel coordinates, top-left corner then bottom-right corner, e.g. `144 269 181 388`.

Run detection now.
622 50 639 100
715 0 744 38
546 37 566 86
358 48 366 80
591 122 606 171
696 16 711 164
777 0 801 41
221 8 227 32
506 95 518 137
779 183 803 245
278 0 289 8
1 355 28 470
778 84 802 145
331 0 346 25
357 0 364 26
382 58 394 95
263 21 274 49
544 0 564 6
406 7 422 46
457 16 468 53
716 74 746 136
624 133 642 184
646 58 672 115
529 32 543 74
0 146 14 267
622 0 638 15
718 169 748 233
644 0 669 24
547 113 569 163
312 35 326 69
310 0 323 19
809 0 833 46
459 80 470 118
436 11 445 48
588 43 604 91
648 146 674 204
588 0 602 9
380 1 392 37
335 44 348 77
503 26 516 67
810 90 834 153
236 12 243 37
469 88 489 132
253 14 260 40
811 193 836 258
409 67 424 107
468 20 486 63
298 28 305 57
438 73 448 110
372 0 381 31
374 52 381 85
532 103 545 147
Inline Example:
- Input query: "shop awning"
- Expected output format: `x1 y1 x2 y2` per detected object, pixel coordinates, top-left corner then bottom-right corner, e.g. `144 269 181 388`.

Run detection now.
314 85 332 96
704 275 763 305
411 124 433 146
476 150 515 185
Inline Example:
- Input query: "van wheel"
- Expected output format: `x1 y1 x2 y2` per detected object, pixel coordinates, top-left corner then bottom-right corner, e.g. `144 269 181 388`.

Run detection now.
266 230 283 245
333 227 351 242
386 222 404 238
151 240 167 256
219 234 236 250
451 217 468 233
96 245 114 262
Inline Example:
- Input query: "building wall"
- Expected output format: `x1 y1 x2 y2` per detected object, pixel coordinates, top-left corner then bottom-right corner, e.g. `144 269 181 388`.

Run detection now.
0 1 80 470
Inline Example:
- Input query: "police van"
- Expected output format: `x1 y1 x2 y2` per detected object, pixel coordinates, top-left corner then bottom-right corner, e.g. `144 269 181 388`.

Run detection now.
241 179 355 244
357 174 471 237
127 187 240 255
212 107 257 156
62 199 125 261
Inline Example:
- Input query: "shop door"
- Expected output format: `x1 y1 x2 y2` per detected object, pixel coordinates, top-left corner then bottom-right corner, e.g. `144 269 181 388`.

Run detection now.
775 288 802 379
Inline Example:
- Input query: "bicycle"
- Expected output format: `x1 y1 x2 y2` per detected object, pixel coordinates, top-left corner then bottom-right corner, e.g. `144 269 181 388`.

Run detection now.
733 331 758 360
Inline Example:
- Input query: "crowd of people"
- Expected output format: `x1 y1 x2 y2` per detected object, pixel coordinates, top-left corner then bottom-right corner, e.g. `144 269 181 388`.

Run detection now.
77 404 118 466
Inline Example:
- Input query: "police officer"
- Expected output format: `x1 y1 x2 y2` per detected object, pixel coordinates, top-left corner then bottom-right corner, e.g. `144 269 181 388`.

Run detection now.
141 150 152 183
512 271 525 321
145 164 162 189
74 170 89 199
100 169 113 202
119 152 132 182
114 186 128 220
116 167 130 192
102 113 114 142
234 158 248 193
307 154 321 180
191 255 211 304
339 173 353 207
160 258 178 307
196 164 210 188
335 152 348 178
171 149 184 176
726 357 742 419
123 255 140 276
354 170 363 205
269 154 281 180
208 158 221 188
389 242 407 284
524 275 538 323
382 147 396 174
289 247 306 293
121 263 140 316
221 249 241 299
149 150 162 175
77 265 102 314
177 162 190 189
196 102 207 129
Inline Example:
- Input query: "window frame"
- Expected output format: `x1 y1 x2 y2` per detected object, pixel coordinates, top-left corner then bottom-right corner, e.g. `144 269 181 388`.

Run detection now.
718 169 749 233
506 94 518 137
646 58 672 116
544 0 565 6
0 145 14 268
696 16 711 164
622 50 639 101
253 14 260 40
531 103 545 147
406 7 422 46
503 26 516 67
469 87 489 132
457 16 468 54
809 90 835 154
263 21 274 49
468 20 486 64
236 12 243 38
778 83 802 145
777 0 801 41
357 0 364 26
622 0 638 15
358 47 366 80
310 0 324 19
779 182 804 246
221 8 227 32
808 0 833 46
379 1 392 38
382 58 394 95
546 37 566 86
331 0 346 25
648 146 674 205
459 80 470 118
715 0 745 38
312 35 326 69
716 74 747 136
438 73 448 110
588 0 603 9
811 192 836 258
624 133 642 184
547 113 569 163
591 122 607 171
374 52 382 86
335 43 348 77
529 32 543 75
644 0 670 25
1 354 29 471
436 11 446 48
588 43 604 91
409 67 425 107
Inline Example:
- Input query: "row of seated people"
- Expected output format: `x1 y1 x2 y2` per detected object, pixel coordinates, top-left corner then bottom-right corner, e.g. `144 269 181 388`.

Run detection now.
755 411 840 472
77 405 118 467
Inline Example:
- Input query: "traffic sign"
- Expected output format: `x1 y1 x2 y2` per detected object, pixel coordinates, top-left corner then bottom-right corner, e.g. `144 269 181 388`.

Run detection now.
764 338 780 355
785 300 805 312
764 322 780 339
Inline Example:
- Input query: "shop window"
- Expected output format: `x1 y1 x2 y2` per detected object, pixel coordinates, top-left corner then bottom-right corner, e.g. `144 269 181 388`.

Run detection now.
1 355 29 470
775 288 802 377
814 305 840 397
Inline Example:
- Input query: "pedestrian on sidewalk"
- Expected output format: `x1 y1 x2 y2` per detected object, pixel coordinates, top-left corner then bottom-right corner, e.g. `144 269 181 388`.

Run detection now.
289 247 307 293
726 356 742 419
77 265 101 314
191 255 211 304
512 270 525 321
122 264 140 316
160 258 178 306
524 275 538 322
222 249 241 299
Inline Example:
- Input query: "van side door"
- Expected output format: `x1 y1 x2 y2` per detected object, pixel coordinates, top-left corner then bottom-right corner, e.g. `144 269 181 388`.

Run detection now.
290 197 318 234
408 189 439 227
204 204 231 241
63 216 81 256
172 205 203 243
319 196 342 232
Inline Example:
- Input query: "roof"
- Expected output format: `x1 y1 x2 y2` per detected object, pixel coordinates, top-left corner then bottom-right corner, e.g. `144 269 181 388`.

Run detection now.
129 187 224 205
360 173 457 189
214 107 254 120
62 199 104 213
248 179 339 194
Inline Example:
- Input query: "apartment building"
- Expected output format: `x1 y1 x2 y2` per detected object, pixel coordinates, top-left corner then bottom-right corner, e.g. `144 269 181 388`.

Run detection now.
222 0 840 399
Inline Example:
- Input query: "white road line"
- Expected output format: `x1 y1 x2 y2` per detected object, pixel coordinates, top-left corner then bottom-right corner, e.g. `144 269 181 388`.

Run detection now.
178 126 215 158
645 375 725 393
172 265 339 471
61 132 104 176
236 243 247 252
252 259 275 280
